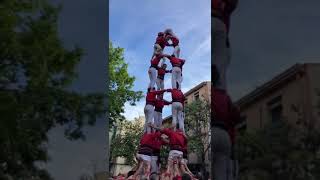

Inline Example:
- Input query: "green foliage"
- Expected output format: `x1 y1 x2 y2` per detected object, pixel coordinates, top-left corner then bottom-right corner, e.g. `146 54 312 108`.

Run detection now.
108 41 143 126
237 104 320 180
184 98 210 174
185 99 210 154
110 118 144 165
0 1 105 179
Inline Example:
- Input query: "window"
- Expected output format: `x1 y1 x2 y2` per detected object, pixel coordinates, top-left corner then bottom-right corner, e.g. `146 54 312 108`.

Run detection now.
267 96 282 122
270 105 282 122
194 92 200 100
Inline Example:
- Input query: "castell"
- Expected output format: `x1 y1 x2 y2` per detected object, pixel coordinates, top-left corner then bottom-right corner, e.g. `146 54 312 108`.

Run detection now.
127 29 195 180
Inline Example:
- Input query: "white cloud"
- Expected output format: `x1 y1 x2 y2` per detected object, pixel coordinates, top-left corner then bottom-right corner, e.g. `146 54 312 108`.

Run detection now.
122 101 145 121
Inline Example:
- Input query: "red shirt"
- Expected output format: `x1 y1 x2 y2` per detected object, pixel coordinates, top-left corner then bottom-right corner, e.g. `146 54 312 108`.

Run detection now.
161 128 186 151
167 56 185 69
168 35 179 47
151 133 167 155
138 132 161 155
146 90 166 105
155 36 169 49
150 55 164 67
155 99 171 112
168 89 185 103
157 68 171 80
212 88 240 143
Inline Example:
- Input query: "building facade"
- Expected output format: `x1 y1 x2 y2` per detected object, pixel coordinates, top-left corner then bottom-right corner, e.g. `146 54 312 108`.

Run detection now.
236 63 320 132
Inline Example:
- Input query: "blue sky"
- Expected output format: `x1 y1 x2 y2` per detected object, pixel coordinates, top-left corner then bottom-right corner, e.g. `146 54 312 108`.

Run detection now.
110 0 211 120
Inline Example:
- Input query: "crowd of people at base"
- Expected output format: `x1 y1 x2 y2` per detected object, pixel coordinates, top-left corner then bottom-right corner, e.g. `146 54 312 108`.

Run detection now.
124 124 195 180
212 0 240 180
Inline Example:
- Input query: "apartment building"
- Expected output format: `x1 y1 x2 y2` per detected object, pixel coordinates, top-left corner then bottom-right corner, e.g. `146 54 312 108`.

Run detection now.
235 63 320 131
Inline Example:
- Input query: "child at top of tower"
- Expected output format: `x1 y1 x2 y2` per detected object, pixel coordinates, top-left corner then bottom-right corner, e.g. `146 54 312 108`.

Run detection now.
164 28 180 58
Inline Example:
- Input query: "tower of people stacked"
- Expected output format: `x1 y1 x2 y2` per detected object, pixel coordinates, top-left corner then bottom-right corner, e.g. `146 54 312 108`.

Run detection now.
127 29 195 179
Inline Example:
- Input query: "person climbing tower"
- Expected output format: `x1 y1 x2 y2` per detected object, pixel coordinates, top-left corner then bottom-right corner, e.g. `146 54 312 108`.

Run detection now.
144 88 169 133
148 54 170 90
164 28 180 58
165 55 185 90
156 63 172 90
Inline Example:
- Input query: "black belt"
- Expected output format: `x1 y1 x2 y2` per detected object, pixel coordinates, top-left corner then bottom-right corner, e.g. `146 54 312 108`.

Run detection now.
155 108 163 113
150 65 157 69
157 76 164 80
171 145 183 151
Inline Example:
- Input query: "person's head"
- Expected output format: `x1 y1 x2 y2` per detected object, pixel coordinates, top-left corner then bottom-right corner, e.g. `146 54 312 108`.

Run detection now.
148 87 156 92
164 28 173 35
158 32 164 37
182 173 192 180
171 54 175 58
157 94 163 100
162 63 167 69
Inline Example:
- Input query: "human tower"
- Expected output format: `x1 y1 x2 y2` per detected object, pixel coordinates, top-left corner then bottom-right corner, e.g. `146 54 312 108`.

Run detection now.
127 29 195 180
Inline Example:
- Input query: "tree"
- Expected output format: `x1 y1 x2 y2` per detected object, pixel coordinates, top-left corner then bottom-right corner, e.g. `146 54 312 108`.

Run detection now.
236 101 320 180
0 1 105 179
184 98 211 177
108 41 143 126
107 41 143 173
110 117 144 166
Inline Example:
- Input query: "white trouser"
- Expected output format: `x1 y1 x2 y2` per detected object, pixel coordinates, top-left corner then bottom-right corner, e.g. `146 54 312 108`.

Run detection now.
172 102 183 129
172 67 182 89
156 78 164 90
151 156 159 174
144 104 154 133
148 67 157 89
173 45 180 58
212 17 229 91
154 111 162 128
168 150 183 160
212 126 232 180
137 154 152 162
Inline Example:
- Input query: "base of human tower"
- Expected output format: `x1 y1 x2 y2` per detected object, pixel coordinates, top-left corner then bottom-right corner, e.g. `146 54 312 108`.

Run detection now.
125 125 197 180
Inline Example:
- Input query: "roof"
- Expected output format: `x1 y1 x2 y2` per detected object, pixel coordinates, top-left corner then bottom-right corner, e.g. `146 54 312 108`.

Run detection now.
235 63 307 108
184 81 210 97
